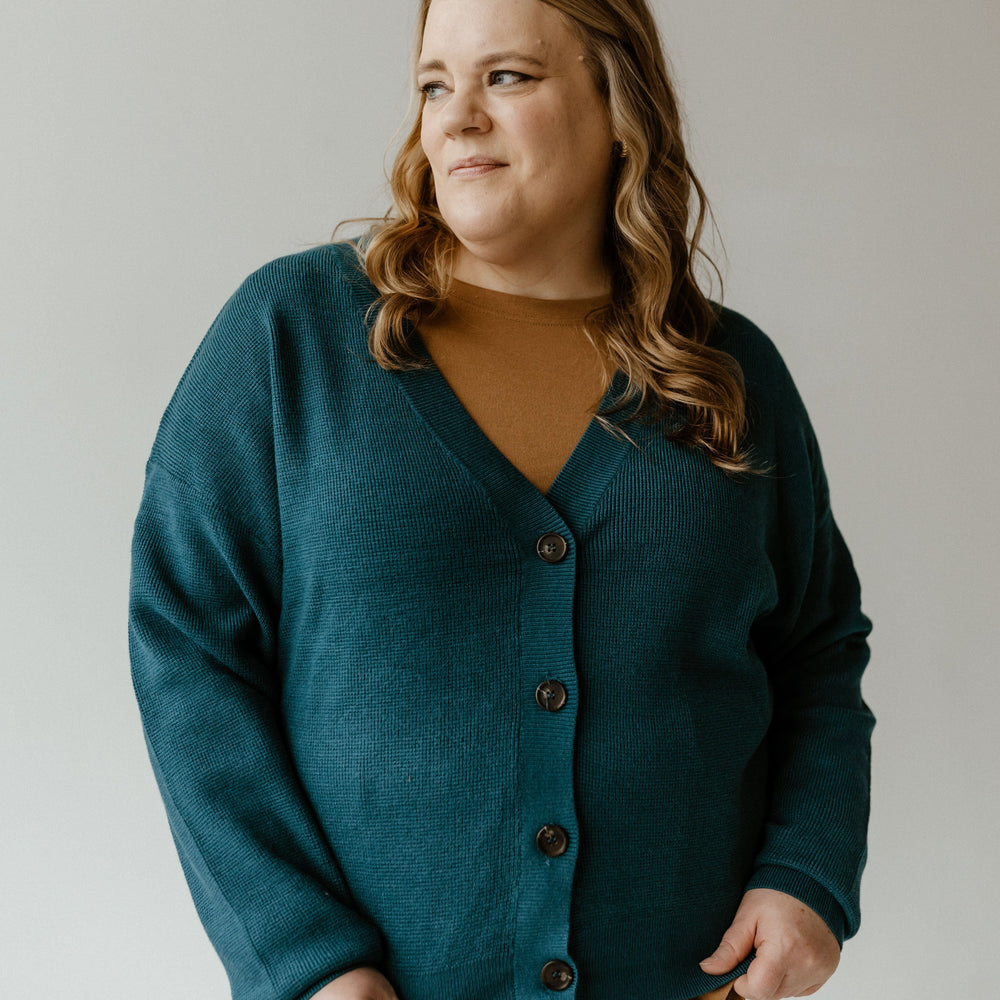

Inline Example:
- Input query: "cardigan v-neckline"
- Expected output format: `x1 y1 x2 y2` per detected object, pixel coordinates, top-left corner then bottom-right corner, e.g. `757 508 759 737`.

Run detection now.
393 341 635 539
333 242 636 538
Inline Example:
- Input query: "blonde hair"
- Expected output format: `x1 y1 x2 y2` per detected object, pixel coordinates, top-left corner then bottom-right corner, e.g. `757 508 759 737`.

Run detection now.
360 0 754 473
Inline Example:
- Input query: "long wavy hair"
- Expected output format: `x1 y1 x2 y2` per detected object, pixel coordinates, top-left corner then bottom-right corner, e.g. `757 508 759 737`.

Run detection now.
359 0 754 473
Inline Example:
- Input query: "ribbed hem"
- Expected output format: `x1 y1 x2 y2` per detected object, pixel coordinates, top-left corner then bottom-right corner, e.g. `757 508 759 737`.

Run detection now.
745 864 847 945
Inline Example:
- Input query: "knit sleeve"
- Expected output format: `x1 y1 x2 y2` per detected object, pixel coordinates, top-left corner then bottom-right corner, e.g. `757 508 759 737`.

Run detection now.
747 371 875 945
128 268 383 999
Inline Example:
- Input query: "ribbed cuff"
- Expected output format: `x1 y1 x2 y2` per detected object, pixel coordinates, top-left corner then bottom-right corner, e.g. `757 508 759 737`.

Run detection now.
299 959 385 1000
745 864 847 945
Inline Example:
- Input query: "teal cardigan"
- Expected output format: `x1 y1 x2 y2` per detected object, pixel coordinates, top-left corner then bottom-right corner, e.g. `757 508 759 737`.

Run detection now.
129 242 873 1000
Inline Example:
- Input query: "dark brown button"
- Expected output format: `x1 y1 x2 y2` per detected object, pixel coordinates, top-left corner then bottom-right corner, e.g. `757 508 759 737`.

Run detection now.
536 533 568 563
541 960 574 991
536 824 569 857
535 679 568 712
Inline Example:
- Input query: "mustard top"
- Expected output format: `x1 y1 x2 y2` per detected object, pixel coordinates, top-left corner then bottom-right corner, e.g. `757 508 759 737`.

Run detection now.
417 279 613 493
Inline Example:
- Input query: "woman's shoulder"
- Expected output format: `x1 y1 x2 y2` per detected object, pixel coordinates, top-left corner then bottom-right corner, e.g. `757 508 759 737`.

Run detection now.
148 243 378 482
232 240 378 315
709 304 809 422
711 305 790 380
183 241 378 371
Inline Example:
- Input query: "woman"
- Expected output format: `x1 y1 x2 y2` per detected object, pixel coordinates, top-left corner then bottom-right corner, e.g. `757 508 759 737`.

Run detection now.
129 1 873 999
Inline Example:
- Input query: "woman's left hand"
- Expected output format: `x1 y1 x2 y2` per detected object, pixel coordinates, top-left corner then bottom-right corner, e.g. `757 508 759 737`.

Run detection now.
699 888 840 999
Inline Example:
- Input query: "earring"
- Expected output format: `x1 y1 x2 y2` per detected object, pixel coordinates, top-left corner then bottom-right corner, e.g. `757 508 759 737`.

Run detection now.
616 139 629 158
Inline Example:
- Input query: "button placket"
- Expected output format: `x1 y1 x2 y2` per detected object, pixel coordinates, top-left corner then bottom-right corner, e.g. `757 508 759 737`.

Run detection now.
517 523 580 996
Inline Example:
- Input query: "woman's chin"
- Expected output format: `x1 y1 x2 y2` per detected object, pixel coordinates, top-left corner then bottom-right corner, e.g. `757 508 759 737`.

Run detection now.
449 228 525 267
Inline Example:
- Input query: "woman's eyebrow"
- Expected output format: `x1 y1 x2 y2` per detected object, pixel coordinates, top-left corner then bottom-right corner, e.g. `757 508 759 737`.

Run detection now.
417 51 547 75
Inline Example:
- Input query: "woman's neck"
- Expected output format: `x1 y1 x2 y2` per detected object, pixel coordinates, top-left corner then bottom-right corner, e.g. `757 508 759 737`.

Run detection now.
452 244 611 301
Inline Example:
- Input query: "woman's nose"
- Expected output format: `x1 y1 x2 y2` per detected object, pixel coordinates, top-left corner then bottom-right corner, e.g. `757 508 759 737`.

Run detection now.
439 87 491 138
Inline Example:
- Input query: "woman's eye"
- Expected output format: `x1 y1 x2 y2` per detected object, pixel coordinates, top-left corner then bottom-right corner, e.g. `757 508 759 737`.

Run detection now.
489 70 531 87
420 81 447 100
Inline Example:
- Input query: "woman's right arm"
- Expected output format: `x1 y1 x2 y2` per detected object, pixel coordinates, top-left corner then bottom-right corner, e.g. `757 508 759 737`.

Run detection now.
129 268 387 1000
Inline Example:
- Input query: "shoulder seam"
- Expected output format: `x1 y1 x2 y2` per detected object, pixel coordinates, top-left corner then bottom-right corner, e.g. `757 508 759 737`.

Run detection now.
144 459 283 562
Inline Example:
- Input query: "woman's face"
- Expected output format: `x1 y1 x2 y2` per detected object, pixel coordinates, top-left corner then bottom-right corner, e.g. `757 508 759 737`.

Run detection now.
418 0 614 279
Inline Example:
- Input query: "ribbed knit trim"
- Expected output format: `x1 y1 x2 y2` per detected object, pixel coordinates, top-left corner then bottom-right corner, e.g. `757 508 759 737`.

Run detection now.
448 278 611 327
746 865 848 945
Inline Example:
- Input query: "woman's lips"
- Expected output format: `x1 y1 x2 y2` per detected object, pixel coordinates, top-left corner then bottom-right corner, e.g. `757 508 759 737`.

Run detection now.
448 157 507 178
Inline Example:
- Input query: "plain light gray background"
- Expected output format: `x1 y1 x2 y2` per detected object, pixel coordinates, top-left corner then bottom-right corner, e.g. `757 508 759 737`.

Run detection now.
2 1 997 996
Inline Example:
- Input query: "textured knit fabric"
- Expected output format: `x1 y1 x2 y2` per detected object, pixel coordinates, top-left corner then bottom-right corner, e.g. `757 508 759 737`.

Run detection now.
128 242 874 1000
695 987 741 1000
417 279 610 493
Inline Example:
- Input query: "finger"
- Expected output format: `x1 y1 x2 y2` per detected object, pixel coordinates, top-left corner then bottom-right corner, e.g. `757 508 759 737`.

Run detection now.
735 954 786 1000
700 916 756 974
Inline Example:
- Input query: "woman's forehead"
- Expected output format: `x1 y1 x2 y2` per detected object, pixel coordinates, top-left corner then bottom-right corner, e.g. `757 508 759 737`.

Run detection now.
419 0 576 62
